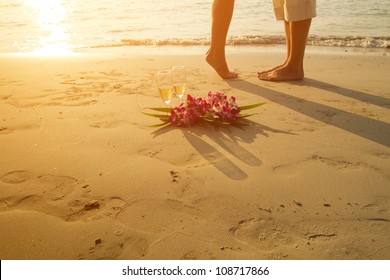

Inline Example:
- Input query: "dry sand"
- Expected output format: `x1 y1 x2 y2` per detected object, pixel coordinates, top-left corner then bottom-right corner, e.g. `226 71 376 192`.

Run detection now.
0 47 389 260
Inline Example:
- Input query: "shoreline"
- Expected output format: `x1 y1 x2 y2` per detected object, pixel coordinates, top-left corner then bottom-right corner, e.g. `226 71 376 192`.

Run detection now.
0 48 389 260
1 43 389 58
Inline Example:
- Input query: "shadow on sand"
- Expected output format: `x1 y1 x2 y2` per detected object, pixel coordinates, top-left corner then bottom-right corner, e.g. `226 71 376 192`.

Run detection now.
227 78 390 147
152 119 293 180
149 77 389 180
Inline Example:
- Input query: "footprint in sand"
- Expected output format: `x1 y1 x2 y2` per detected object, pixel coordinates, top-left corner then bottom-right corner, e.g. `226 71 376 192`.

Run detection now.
311 155 364 171
116 198 197 233
167 170 207 201
138 148 162 158
90 120 128 129
360 200 390 218
100 197 129 218
0 94 12 100
63 70 129 93
229 218 292 251
139 148 210 169
0 170 32 184
0 170 79 205
272 164 299 178
65 196 129 222
272 155 364 179
77 228 152 260
100 70 123 77
0 79 25 87
0 170 98 221
0 121 41 134
372 152 390 159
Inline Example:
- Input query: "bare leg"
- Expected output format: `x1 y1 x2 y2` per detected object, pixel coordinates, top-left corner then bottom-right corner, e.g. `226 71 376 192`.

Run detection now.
259 18 312 81
206 0 238 79
257 21 291 76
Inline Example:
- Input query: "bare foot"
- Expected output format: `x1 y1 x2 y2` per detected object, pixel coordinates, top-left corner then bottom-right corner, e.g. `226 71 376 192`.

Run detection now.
257 63 285 76
206 51 238 79
258 66 304 82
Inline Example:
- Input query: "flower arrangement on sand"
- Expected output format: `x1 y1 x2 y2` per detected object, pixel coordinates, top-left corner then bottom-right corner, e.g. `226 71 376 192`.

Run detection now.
142 91 265 128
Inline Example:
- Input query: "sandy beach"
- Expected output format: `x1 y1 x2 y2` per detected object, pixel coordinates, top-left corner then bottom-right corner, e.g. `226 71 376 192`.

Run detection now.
0 47 389 260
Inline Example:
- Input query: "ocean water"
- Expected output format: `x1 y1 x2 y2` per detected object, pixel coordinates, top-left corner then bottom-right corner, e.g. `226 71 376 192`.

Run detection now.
0 0 389 53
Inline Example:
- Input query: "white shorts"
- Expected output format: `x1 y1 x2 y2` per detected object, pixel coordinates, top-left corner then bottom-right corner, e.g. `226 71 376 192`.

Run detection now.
273 0 317 22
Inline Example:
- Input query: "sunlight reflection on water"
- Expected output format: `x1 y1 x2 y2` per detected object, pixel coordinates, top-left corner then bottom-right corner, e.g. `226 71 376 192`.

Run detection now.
23 0 73 54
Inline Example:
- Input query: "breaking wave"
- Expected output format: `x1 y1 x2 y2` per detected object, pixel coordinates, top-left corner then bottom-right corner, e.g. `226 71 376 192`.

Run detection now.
88 35 390 49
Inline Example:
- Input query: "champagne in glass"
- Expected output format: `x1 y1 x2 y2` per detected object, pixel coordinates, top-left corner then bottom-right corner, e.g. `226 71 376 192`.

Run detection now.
172 66 186 100
157 69 173 105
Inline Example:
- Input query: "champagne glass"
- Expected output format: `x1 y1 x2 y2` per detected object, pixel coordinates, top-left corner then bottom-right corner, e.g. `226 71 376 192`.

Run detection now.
157 69 173 106
172 66 186 100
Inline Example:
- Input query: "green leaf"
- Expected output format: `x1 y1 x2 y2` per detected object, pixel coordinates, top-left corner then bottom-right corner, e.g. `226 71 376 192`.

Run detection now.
141 112 170 119
145 107 172 113
239 102 266 111
201 117 214 123
238 113 256 118
148 122 171 128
